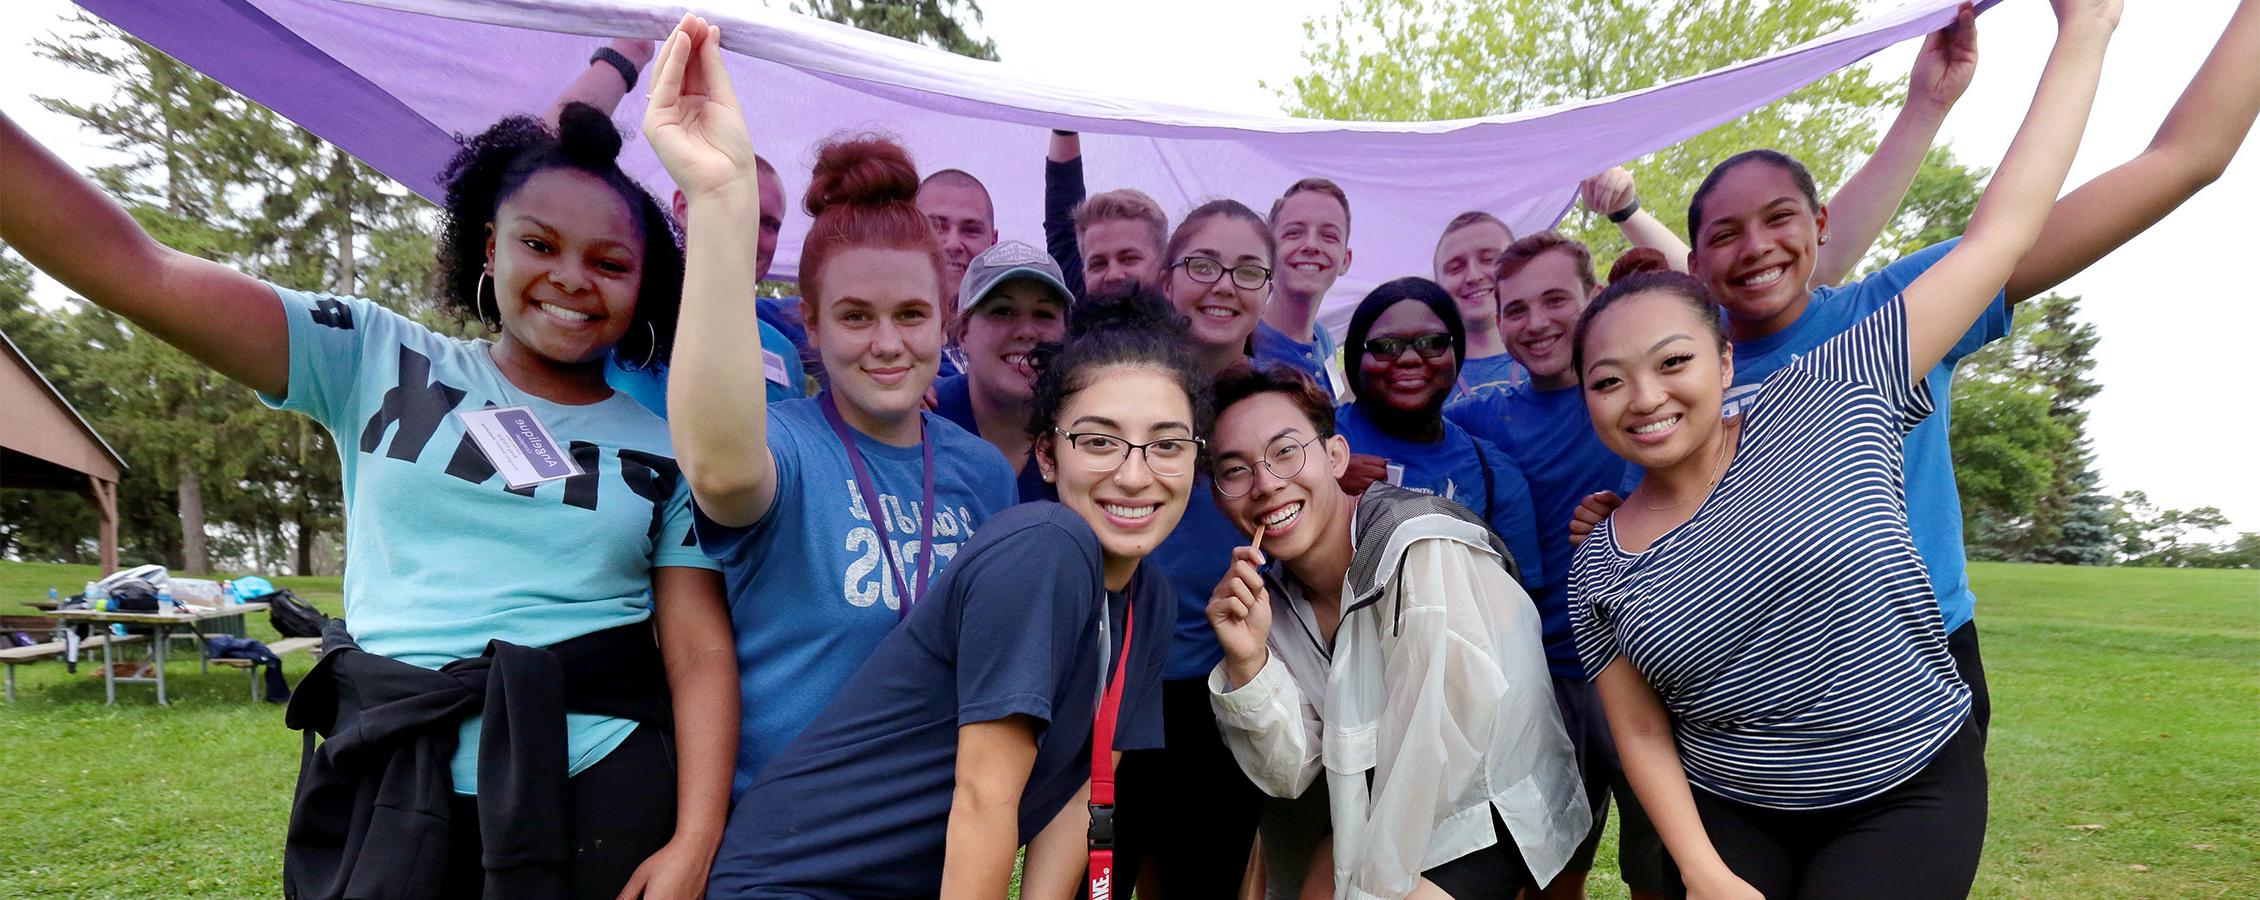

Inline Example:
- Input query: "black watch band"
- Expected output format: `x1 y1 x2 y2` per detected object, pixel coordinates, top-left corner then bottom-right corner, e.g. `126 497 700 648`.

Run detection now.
1606 197 1641 224
590 46 638 90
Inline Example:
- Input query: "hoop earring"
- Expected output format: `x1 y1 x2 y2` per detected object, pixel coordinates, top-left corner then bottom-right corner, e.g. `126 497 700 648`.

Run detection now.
638 321 658 370
475 271 500 332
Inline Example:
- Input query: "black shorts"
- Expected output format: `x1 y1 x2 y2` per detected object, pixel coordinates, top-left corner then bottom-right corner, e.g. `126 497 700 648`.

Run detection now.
1421 808 1536 898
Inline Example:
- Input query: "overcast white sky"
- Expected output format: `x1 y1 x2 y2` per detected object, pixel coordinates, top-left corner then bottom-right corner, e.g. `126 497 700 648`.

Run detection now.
6 0 2256 536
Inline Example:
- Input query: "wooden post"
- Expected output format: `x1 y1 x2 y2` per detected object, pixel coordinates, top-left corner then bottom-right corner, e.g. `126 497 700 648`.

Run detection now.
91 477 119 575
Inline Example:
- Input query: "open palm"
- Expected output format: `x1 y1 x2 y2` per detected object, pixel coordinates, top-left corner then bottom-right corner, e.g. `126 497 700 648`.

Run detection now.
643 15 757 201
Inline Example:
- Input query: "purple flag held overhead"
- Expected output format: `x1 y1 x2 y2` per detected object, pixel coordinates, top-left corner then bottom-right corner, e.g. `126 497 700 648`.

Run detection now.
73 0 2000 326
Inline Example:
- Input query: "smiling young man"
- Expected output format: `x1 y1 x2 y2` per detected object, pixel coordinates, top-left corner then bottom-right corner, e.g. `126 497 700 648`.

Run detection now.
1202 365 1589 900
1256 178 1355 400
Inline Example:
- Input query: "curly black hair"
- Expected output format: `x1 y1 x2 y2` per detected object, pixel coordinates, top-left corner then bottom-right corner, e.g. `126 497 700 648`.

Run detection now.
1025 283 1212 448
433 102 684 367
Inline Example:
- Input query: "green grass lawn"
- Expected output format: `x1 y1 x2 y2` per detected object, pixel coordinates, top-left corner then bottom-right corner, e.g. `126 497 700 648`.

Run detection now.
0 559 2252 897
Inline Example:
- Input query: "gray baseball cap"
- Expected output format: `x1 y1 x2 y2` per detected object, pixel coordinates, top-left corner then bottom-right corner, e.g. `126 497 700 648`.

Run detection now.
958 240 1074 317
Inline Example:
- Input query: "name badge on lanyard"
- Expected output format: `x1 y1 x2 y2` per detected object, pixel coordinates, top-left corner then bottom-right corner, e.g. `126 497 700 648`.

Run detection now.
456 405 583 489
1088 601 1133 900
820 392 936 617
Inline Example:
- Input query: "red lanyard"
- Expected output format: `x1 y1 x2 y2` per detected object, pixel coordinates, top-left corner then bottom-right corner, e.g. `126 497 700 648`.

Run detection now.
1087 601 1133 899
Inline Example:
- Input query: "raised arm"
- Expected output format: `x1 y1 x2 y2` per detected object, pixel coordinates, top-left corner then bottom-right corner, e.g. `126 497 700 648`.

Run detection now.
1902 2 2115 379
544 38 654 130
0 114 286 395
2005 0 2260 303
1811 4 1978 287
1581 167 1690 271
1044 130 1088 299
643 16 778 526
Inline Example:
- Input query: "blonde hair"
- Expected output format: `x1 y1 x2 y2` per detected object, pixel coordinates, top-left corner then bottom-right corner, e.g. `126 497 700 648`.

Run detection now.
1072 188 1169 256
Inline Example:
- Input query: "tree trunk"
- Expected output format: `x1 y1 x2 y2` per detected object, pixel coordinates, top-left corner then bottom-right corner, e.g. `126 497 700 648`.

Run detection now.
177 461 208 574
331 147 358 294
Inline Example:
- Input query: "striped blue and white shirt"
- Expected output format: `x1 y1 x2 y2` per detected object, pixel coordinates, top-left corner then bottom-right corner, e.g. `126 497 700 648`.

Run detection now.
1569 296 1969 810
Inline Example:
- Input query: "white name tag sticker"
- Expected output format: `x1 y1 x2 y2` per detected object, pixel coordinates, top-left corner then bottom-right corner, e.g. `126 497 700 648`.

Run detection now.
1385 463 1406 486
763 348 790 387
456 405 583 489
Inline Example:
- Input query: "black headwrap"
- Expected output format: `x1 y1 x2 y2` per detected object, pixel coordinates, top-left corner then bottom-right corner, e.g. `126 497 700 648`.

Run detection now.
1341 276 1467 400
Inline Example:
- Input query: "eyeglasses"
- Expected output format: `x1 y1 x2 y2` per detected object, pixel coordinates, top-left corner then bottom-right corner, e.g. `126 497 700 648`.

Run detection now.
1053 429 1204 477
1169 256 1272 291
1212 434 1328 499
1362 333 1454 361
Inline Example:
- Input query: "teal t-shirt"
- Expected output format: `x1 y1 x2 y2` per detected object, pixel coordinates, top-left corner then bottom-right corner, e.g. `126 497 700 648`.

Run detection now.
605 318 806 416
257 285 717 794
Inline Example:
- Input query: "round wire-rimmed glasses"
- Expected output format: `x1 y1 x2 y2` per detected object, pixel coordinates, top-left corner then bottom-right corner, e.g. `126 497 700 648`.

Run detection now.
1212 433 1329 498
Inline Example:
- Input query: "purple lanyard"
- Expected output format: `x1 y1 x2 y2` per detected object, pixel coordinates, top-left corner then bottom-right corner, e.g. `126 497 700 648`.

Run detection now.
820 392 937 618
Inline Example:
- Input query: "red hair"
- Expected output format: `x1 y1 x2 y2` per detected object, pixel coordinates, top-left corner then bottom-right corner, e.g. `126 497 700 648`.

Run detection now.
796 134 948 322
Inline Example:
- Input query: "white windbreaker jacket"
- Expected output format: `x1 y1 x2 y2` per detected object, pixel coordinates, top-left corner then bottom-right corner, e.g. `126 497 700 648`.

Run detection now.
1209 485 1589 900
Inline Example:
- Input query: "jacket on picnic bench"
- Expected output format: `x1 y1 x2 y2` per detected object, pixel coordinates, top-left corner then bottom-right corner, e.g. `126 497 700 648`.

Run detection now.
281 619 672 900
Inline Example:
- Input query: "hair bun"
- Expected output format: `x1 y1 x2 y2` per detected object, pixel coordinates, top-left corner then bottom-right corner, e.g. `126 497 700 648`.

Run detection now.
805 134 921 218
552 102 625 168
1607 247 1671 284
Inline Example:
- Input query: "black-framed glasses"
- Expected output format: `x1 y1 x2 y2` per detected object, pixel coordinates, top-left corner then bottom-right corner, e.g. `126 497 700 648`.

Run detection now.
1212 434 1329 499
1169 256 1272 291
1053 429 1204 477
1362 333 1454 361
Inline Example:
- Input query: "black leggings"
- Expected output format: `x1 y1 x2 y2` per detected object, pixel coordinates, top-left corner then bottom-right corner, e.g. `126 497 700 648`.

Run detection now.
1947 620 1990 738
1113 677 1267 896
441 727 677 899
1661 721 1986 900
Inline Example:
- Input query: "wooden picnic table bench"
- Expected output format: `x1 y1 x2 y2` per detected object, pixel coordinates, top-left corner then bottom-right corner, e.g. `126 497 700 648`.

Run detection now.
2 633 150 702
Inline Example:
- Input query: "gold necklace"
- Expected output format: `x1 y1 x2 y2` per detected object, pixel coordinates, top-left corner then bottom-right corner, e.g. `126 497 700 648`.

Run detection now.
1643 428 1732 512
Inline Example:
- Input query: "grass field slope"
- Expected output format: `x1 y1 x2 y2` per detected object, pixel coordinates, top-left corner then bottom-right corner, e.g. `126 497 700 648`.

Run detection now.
0 559 2251 897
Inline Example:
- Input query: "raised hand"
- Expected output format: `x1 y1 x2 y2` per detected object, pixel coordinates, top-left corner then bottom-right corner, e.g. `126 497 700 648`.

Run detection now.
1207 531 1273 689
1910 3 1978 111
1579 167 1638 218
643 14 757 201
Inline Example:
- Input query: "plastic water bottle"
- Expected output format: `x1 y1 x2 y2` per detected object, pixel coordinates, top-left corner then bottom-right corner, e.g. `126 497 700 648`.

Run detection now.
48 586 58 603
158 588 175 612
85 580 107 611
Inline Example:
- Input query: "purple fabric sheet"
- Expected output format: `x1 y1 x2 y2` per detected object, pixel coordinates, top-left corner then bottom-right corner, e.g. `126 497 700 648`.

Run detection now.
72 0 2002 323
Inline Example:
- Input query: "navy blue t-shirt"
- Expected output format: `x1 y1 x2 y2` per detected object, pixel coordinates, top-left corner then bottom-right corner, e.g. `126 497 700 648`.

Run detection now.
707 502 1169 897
931 374 1054 503
1449 382 1628 679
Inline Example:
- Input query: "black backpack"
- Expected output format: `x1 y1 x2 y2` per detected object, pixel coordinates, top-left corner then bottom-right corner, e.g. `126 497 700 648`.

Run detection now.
262 589 332 638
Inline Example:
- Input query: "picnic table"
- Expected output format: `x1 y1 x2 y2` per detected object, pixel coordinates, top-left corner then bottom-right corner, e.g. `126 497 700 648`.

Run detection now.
42 602 269 705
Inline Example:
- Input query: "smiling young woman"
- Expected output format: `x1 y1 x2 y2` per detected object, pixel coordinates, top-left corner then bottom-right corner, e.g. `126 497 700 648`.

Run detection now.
643 17 1018 806
1568 3 2126 892
3 92 738 896
703 291 1198 899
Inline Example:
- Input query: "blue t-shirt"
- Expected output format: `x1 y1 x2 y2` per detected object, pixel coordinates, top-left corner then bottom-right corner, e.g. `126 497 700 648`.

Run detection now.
695 398 1018 796
1449 382 1627 679
929 374 1053 503
757 295 821 392
708 503 1169 897
1334 403 1546 597
1723 239 2008 633
1448 352 1528 406
256 286 716 794
605 319 806 417
1253 320 1340 402
1148 481 1246 681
